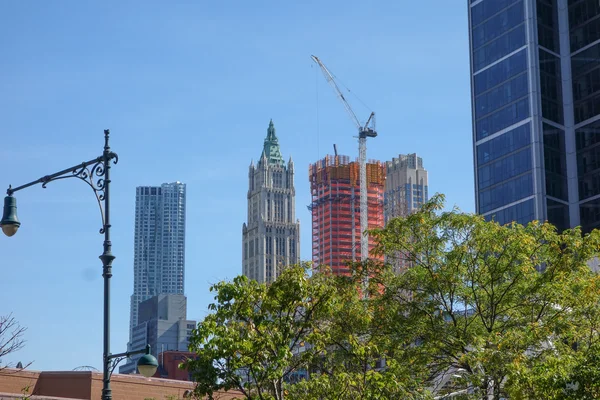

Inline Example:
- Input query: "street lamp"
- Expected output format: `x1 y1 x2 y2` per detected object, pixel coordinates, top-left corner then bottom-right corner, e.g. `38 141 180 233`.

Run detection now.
0 130 158 400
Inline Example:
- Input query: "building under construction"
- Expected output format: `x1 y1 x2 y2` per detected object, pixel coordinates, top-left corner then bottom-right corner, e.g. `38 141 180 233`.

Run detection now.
309 154 386 275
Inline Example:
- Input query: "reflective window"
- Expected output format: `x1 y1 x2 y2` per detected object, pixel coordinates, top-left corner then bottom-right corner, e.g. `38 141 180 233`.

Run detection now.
572 42 600 124
543 124 568 200
569 0 600 51
572 66 600 101
472 2 524 50
571 41 600 78
476 97 530 140
477 123 531 164
474 49 527 95
475 72 528 119
473 24 526 72
577 145 600 199
537 0 560 52
478 172 533 213
484 198 535 226
576 118 600 151
573 92 600 123
580 197 600 233
471 0 521 27
546 199 570 232
478 148 532 189
539 50 564 124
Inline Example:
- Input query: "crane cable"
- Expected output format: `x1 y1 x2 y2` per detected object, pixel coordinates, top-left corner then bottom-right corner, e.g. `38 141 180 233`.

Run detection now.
314 62 320 160
330 72 373 126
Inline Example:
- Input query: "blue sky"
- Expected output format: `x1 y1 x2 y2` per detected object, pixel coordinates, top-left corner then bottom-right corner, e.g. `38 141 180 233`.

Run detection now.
0 1 472 371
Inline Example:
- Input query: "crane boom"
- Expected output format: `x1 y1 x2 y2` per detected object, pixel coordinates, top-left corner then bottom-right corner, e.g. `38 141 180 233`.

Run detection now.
311 55 377 266
311 55 363 131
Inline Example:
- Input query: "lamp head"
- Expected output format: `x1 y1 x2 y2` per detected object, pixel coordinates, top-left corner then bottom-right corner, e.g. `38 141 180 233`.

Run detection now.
137 347 158 378
1 196 20 237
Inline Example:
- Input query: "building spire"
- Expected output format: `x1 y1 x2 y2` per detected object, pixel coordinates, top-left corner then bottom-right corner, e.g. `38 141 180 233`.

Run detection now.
260 119 285 166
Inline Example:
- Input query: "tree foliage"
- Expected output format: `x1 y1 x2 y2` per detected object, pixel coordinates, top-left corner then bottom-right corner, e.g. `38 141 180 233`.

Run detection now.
185 264 337 400
187 195 600 399
371 194 600 399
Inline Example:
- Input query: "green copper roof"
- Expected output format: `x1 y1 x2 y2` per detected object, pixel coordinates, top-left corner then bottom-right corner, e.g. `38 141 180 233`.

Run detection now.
260 119 285 166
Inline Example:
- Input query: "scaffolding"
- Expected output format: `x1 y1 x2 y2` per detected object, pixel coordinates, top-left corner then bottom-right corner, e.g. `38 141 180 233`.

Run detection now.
308 155 386 276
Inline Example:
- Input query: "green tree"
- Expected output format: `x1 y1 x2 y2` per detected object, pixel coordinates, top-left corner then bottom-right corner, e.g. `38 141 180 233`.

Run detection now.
185 264 336 400
371 194 600 399
285 261 431 400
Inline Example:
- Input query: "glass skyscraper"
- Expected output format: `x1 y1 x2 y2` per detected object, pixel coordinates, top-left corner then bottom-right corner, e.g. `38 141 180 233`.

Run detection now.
468 0 600 233
128 182 186 346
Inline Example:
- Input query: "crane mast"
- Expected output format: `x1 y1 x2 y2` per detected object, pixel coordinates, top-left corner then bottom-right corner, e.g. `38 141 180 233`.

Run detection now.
311 55 377 263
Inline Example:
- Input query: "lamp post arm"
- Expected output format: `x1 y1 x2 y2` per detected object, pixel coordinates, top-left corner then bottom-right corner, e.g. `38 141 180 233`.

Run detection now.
5 150 118 233
106 345 152 379
108 344 152 360
6 153 117 196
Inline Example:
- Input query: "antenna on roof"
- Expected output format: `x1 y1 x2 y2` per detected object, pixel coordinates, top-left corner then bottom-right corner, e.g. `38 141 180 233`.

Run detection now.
333 144 338 157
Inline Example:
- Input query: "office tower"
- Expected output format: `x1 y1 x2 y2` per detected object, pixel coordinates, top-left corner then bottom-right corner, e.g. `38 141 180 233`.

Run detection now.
119 294 196 374
308 154 386 276
468 0 600 233
384 153 429 222
242 120 300 283
129 182 186 346
384 154 429 274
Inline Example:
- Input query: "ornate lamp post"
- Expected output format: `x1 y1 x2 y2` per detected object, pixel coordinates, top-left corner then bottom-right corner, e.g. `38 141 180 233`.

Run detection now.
0 130 158 400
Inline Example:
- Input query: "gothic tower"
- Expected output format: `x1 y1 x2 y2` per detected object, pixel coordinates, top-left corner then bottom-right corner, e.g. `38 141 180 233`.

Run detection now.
242 120 300 283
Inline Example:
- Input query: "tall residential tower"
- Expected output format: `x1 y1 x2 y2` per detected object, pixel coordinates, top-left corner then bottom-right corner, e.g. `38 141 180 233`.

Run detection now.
384 153 429 222
242 120 300 283
128 182 186 346
468 0 600 233
309 154 386 276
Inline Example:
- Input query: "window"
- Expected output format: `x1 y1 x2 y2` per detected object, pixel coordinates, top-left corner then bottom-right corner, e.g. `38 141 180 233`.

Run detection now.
478 147 532 190
476 97 530 140
478 172 533 213
477 123 531 164
473 24 526 72
484 198 535 226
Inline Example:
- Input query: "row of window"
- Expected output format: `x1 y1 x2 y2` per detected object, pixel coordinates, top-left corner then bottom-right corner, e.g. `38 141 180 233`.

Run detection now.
484 198 535 226
569 0 600 51
475 72 528 119
543 124 568 201
537 0 560 52
576 119 600 150
578 143 600 174
473 24 526 72
579 170 600 199
478 147 532 190
477 122 531 165
540 50 564 123
581 197 600 233
571 16 600 52
472 1 524 50
572 65 600 102
547 199 570 232
479 172 533 213
476 97 530 140
574 91 600 123
569 0 600 29
474 49 527 97
471 0 521 28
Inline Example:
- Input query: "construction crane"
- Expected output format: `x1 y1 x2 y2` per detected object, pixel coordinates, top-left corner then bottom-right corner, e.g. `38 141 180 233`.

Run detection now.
311 55 377 263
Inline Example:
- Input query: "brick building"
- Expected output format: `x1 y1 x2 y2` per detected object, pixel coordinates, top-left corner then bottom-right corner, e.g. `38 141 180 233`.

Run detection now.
0 368 239 400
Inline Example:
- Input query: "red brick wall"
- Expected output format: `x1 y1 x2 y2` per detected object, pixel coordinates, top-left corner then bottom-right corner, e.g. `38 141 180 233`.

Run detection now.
0 369 40 396
154 352 196 381
0 369 242 400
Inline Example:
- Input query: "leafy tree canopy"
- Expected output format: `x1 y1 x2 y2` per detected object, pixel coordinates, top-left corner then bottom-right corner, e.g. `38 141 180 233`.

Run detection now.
186 195 600 400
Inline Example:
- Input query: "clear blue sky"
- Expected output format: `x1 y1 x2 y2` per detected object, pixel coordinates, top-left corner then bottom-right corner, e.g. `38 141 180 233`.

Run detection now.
0 1 472 371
